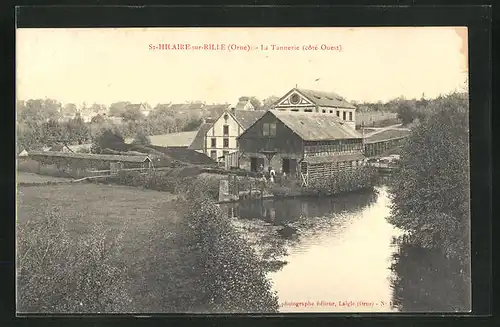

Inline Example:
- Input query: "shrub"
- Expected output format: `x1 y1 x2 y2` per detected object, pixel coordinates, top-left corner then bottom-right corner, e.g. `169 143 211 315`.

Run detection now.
131 131 152 146
169 196 279 313
17 208 132 313
388 92 470 265
306 166 378 196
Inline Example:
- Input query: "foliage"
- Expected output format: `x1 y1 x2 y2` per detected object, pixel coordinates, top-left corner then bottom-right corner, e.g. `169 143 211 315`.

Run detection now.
262 95 280 109
169 195 279 312
65 115 91 145
131 130 152 146
121 105 145 122
108 101 131 117
390 243 471 312
91 128 125 154
17 208 132 313
387 92 470 265
17 99 62 122
305 166 378 196
105 169 220 200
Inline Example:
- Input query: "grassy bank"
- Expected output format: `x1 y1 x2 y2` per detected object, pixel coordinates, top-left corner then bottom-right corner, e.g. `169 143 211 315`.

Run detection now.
17 179 279 313
17 183 181 312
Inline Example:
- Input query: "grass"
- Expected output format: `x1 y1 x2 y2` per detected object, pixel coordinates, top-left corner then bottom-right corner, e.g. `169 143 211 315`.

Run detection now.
17 172 72 185
17 182 183 312
125 131 198 147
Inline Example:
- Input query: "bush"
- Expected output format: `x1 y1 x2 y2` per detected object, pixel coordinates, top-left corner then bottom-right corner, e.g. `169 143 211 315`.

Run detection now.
306 166 378 196
131 131 152 146
388 92 470 265
17 208 132 313
170 196 280 312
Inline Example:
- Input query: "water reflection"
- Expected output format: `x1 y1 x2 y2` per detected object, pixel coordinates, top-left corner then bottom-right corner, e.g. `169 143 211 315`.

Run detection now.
390 243 471 312
222 185 470 313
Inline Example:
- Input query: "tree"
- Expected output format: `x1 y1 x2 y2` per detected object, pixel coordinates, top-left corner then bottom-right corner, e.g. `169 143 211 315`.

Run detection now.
396 101 418 125
388 92 470 266
131 130 151 146
262 95 279 109
249 96 262 110
90 103 106 113
121 105 145 122
109 101 131 117
62 103 78 116
90 114 106 124
65 115 91 145
41 119 64 147
17 99 62 122
164 189 280 313
91 128 125 153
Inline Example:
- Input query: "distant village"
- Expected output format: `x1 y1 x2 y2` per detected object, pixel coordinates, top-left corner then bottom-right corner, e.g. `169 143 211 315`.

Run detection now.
20 86 411 189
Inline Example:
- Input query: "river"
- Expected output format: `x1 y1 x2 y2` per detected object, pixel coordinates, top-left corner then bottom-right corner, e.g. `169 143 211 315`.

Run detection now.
221 185 470 313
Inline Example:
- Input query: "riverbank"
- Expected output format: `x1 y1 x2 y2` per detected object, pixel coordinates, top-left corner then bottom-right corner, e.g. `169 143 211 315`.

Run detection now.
17 180 280 313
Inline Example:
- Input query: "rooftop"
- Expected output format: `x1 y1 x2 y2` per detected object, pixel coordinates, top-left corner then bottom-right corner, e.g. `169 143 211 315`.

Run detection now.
270 111 363 141
295 88 356 109
232 110 267 129
189 123 214 150
364 129 411 144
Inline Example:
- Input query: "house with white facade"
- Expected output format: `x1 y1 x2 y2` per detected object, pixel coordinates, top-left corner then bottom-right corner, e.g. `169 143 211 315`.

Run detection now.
273 88 357 130
189 109 266 163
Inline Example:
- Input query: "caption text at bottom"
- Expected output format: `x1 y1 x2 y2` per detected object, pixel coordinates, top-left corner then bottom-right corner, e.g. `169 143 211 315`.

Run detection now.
280 300 394 308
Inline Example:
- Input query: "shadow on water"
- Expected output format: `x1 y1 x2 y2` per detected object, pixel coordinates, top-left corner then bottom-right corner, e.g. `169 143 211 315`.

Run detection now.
221 189 380 272
389 242 471 312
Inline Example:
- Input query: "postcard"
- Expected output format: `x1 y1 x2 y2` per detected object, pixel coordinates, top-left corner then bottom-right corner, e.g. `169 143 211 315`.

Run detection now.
16 26 471 314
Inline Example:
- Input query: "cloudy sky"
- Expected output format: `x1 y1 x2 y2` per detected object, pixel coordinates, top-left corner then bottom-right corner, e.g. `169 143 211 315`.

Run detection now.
16 27 468 107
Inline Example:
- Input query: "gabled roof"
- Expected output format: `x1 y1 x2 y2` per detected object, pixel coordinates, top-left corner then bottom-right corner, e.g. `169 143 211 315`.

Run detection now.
278 88 356 109
363 129 411 144
28 151 151 163
269 111 362 141
232 110 266 129
189 123 214 150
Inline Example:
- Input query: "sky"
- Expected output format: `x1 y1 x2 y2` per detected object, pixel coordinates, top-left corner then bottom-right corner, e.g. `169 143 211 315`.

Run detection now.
16 27 468 107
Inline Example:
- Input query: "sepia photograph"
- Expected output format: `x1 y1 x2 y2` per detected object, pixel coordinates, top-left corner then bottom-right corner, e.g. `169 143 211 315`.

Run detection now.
16 26 471 314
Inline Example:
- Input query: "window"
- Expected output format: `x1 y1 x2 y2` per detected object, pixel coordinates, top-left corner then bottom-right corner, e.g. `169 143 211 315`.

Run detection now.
322 109 326 113
336 110 340 116
349 112 353 121
211 138 216 147
223 138 229 148
223 125 229 136
223 150 229 157
343 111 347 120
263 123 277 136
210 150 217 160
304 109 313 112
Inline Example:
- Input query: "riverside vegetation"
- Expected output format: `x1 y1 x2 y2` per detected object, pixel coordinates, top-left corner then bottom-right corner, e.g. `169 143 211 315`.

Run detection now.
387 92 471 311
17 176 279 313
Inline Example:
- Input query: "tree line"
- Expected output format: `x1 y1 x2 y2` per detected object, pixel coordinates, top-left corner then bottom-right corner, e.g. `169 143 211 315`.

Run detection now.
16 99 208 152
387 91 470 310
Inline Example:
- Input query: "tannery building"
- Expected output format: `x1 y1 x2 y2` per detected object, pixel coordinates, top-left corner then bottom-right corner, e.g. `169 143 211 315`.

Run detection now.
236 110 366 186
273 87 357 130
